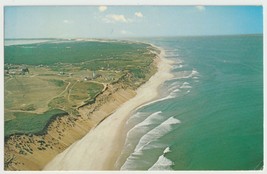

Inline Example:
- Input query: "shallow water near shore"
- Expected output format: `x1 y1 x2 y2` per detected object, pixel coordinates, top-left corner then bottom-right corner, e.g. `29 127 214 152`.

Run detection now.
116 35 263 170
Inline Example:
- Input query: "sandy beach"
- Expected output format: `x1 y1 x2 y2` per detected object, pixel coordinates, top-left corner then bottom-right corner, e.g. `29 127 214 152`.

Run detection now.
43 46 174 170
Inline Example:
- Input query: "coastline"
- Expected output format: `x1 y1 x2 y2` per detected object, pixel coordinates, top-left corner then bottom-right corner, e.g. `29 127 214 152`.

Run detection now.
4 39 160 171
43 46 174 170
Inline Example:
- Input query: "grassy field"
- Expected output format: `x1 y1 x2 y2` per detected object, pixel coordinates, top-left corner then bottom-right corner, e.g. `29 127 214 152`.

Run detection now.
4 39 159 138
48 81 104 113
4 109 67 137
5 40 151 65
4 75 67 118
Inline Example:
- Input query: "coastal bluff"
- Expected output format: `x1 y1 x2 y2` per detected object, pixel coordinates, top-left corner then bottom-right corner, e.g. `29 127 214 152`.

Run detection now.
4 83 136 170
4 39 159 171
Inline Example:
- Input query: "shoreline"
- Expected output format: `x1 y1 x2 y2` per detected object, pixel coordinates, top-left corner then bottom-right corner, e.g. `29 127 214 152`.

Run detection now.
4 40 162 171
43 45 174 170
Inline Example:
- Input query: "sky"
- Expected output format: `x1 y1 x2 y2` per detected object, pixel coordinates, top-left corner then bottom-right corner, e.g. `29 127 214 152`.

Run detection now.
4 6 263 38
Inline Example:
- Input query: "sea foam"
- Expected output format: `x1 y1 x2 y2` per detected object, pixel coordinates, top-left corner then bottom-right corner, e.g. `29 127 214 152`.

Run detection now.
180 82 192 89
134 116 180 152
136 93 177 110
148 155 174 170
121 111 165 161
125 111 164 140
163 146 171 154
125 112 148 128
173 69 200 80
172 64 184 69
131 111 163 128
148 146 174 170
121 117 180 170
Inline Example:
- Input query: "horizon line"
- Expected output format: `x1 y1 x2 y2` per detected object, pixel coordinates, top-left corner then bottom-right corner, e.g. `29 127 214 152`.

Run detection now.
4 33 263 40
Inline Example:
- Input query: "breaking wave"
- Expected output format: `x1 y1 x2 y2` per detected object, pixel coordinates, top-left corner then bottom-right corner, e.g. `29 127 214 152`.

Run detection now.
120 117 180 170
148 147 174 171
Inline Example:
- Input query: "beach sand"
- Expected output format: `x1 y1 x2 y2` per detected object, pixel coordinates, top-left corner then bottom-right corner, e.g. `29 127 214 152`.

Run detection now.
43 47 174 170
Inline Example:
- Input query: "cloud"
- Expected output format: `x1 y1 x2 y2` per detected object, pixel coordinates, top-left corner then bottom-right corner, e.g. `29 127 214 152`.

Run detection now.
120 30 132 35
63 19 73 24
103 14 129 23
99 6 107 12
135 12 143 18
195 6 206 12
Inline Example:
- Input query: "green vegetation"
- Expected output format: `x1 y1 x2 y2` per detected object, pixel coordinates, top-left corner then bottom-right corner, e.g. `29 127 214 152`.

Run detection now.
4 39 159 138
4 109 67 137
87 82 104 98
5 40 151 65
48 79 65 87
20 104 36 111
129 68 146 79
48 81 104 112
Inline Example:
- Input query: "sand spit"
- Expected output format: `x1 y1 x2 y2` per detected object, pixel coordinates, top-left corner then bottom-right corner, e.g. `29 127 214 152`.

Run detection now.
44 47 174 170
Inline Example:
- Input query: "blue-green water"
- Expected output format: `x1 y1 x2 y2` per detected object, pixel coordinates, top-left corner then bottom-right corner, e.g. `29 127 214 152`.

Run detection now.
116 35 263 170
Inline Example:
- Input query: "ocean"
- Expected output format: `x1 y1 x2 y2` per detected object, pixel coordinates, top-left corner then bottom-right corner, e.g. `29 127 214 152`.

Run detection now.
116 35 263 170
